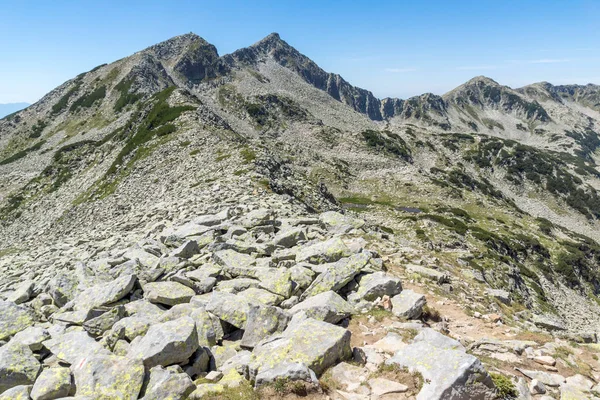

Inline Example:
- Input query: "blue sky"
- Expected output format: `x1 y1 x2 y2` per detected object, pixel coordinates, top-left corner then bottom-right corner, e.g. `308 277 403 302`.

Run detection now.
2 0 599 103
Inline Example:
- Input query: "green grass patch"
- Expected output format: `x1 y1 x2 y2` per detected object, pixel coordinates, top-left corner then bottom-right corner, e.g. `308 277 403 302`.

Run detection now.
114 78 143 112
70 85 107 112
0 140 46 165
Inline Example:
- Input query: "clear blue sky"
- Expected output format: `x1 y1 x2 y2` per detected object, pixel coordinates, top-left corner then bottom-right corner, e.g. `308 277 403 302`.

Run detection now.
2 0 599 103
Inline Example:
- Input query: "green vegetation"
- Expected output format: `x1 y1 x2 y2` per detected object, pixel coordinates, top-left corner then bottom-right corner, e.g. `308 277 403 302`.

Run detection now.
0 140 46 165
361 129 412 162
70 85 107 112
240 147 256 163
114 78 143 112
565 129 600 160
52 79 83 114
83 86 195 200
29 120 47 138
490 372 518 398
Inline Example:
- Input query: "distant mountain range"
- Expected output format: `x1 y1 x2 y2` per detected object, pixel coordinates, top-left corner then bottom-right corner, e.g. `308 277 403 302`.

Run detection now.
0 102 29 118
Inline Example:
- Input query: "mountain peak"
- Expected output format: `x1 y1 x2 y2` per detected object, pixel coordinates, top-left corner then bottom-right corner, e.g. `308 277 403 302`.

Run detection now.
144 32 215 61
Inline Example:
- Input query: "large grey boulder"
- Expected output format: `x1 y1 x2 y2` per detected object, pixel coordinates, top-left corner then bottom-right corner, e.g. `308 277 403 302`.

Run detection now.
213 249 256 275
391 290 426 319
0 385 32 400
128 317 198 368
237 287 284 306
249 317 351 379
319 211 364 233
532 314 567 331
290 291 354 323
143 281 195 306
386 329 496 400
7 280 34 305
0 301 34 341
71 274 136 311
0 343 41 393
272 228 307 248
30 367 72 400
205 291 251 329
241 305 290 349
44 331 111 365
255 268 293 298
301 253 370 299
71 355 144 399
295 237 352 264
194 208 230 226
406 264 450 284
171 240 201 259
347 272 402 303
254 362 313 387
9 327 49 352
142 365 195 400
47 273 79 307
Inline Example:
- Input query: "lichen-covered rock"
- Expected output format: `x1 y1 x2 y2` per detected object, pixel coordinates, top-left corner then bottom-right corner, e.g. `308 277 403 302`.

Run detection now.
255 268 293 298
241 304 290 349
290 291 353 323
71 355 144 400
347 272 402 303
205 291 251 329
0 385 32 400
171 240 201 259
386 329 496 400
295 237 352 264
44 331 111 365
142 365 195 400
319 211 365 233
128 317 198 368
272 227 306 248
143 281 195 306
213 249 256 275
0 343 41 393
254 362 313 387
83 306 124 336
30 367 72 400
301 253 371 299
249 317 351 379
391 290 426 320
188 383 224 399
9 327 49 352
72 274 137 312
0 301 34 341
237 287 284 306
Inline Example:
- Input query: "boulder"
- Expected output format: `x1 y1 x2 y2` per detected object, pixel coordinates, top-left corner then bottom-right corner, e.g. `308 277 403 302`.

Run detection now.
319 211 364 233
255 268 293 298
406 264 450 284
9 327 49 352
128 317 198 368
301 253 370 299
7 280 34 305
142 365 195 400
486 288 511 305
391 290 426 319
249 317 351 378
329 362 368 391
295 237 352 264
241 305 290 349
386 329 495 400
143 281 195 306
255 362 313 387
0 343 41 393
171 240 201 259
369 378 409 396
44 331 111 365
237 287 284 306
532 314 567 331
347 272 402 303
272 228 307 248
0 301 34 341
212 250 256 275
0 385 32 400
30 367 72 400
72 274 136 312
205 292 251 329
290 291 354 323
71 355 144 399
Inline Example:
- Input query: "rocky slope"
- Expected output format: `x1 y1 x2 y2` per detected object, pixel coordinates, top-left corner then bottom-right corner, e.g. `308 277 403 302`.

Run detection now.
1 32 600 399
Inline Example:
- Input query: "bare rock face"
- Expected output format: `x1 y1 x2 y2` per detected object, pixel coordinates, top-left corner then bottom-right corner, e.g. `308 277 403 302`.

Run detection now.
128 317 198 368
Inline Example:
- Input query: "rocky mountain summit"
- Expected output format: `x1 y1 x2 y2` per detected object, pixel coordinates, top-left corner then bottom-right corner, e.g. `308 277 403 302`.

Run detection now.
2 32 600 399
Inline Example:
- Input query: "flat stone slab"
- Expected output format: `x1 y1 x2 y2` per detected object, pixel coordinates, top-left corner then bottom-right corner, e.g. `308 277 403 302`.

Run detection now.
44 331 111 365
0 343 41 393
290 291 353 324
301 253 370 299
368 377 409 396
71 355 144 400
72 274 137 311
405 264 450 284
295 237 352 264
143 281 195 306
386 329 495 400
30 367 72 400
250 317 351 378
